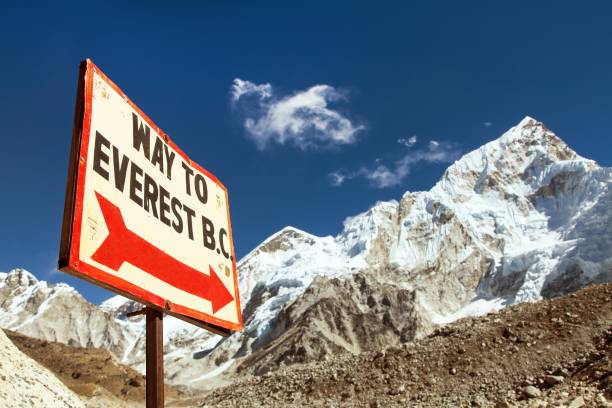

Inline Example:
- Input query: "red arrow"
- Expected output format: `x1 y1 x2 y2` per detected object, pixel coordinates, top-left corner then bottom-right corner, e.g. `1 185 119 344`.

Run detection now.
91 192 234 313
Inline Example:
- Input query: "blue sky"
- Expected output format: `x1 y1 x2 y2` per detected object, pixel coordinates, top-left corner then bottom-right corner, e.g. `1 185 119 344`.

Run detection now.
1 1 611 304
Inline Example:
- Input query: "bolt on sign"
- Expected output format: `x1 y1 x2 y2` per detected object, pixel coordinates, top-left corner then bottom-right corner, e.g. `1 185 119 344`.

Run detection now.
59 60 242 334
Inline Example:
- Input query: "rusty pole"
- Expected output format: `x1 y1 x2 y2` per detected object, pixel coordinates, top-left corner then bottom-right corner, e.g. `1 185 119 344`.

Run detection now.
146 307 164 408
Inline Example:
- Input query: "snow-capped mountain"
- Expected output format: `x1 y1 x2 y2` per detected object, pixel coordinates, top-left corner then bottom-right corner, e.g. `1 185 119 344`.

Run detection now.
0 269 138 359
0 268 223 385
190 116 611 377
1 116 610 385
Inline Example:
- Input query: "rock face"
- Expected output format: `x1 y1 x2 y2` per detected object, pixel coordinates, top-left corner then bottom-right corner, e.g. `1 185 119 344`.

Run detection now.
0 269 138 360
0 116 610 385
236 273 431 375
0 328 85 408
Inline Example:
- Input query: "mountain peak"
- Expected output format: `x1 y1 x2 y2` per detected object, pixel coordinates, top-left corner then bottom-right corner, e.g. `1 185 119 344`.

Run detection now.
503 116 585 162
4 268 39 287
516 115 539 128
254 226 319 255
424 116 602 224
498 115 551 145
277 225 310 235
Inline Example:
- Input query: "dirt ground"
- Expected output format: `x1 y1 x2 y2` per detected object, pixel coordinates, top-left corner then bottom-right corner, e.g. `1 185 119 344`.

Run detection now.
6 330 186 407
197 283 612 407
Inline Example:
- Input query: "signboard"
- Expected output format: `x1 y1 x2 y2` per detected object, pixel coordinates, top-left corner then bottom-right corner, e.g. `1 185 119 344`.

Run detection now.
59 60 242 334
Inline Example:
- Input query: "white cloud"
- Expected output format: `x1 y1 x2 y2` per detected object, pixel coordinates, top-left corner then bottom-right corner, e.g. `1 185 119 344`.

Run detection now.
363 165 402 188
330 139 459 188
231 78 364 150
397 135 417 147
328 170 348 187
231 79 272 103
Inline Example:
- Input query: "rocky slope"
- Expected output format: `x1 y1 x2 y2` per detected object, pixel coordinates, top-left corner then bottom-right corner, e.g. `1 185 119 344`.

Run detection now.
6 329 185 408
1 116 610 386
202 283 612 407
0 328 85 408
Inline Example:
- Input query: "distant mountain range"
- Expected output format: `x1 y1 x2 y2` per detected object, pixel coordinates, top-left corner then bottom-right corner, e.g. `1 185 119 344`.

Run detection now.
1 116 610 387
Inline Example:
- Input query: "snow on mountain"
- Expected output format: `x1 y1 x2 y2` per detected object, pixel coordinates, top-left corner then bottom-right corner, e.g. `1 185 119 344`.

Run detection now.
203 116 611 375
0 116 610 385
99 294 223 385
0 269 138 359
238 227 352 333
0 270 225 385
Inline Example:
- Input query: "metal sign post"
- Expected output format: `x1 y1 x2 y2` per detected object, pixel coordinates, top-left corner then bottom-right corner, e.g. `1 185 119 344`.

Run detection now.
146 307 164 408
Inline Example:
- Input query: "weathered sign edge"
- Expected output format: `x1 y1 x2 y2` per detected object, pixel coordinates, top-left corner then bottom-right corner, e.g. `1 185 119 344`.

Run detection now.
59 60 86 268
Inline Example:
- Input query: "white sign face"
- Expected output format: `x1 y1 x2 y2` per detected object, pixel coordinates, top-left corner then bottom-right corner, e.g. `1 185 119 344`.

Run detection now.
60 60 242 332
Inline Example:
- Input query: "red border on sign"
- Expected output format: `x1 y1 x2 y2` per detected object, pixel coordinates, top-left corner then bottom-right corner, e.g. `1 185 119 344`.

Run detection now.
60 59 242 333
